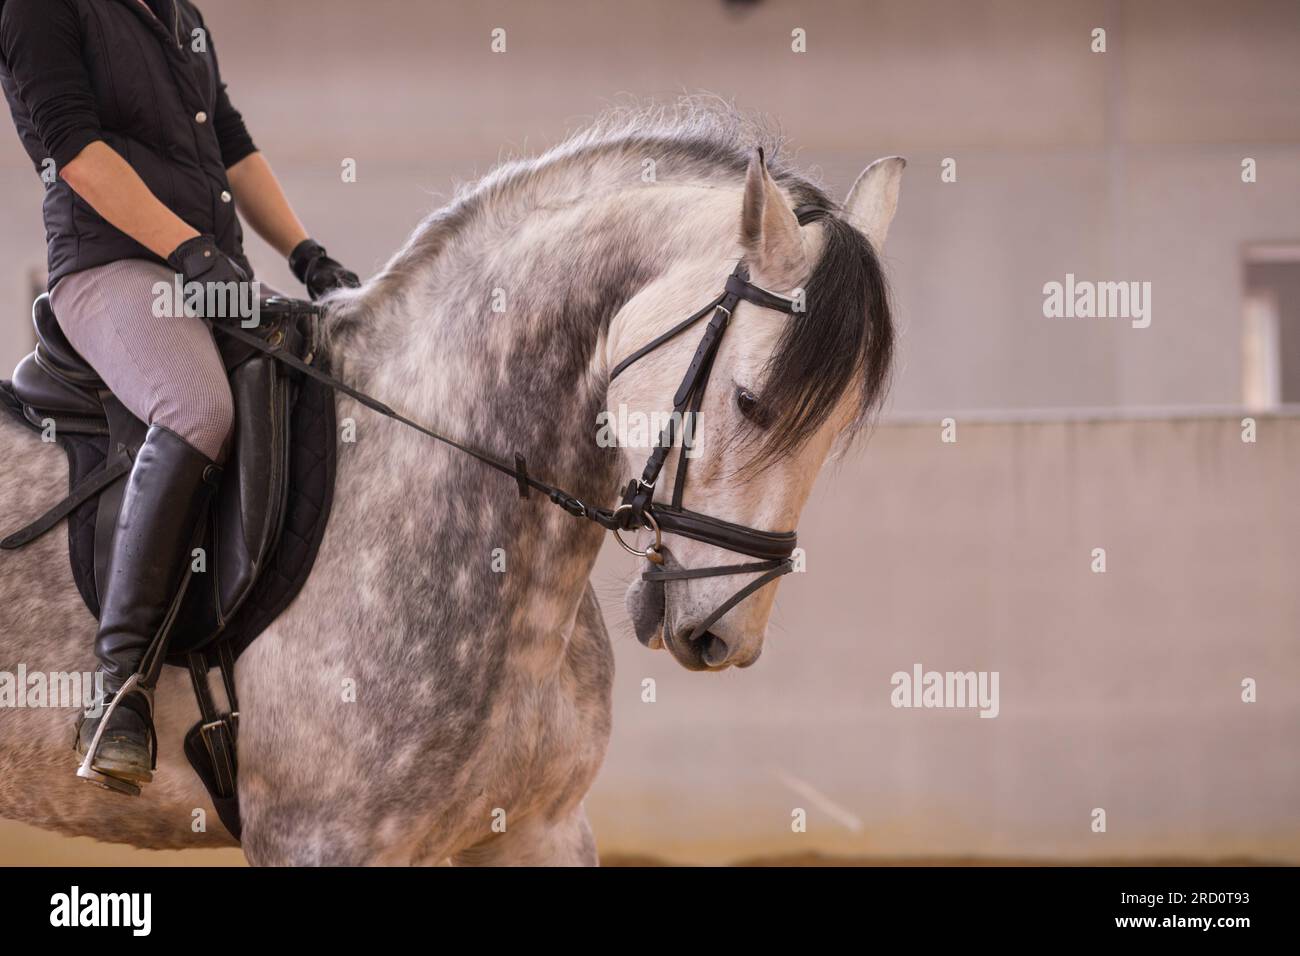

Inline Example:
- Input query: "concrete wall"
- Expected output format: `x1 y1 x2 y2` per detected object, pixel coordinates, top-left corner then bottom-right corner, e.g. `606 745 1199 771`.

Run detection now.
2 0 1299 412
588 411 1300 863
4 410 1292 865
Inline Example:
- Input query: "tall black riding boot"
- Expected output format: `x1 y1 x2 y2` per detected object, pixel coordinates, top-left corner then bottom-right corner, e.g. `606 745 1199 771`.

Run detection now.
76 425 221 788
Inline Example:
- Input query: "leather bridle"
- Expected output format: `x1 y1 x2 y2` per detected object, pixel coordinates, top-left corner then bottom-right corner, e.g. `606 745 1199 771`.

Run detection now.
604 262 800 643
214 258 802 646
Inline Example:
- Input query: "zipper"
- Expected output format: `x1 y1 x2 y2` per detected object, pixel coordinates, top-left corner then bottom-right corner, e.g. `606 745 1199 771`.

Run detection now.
129 0 182 51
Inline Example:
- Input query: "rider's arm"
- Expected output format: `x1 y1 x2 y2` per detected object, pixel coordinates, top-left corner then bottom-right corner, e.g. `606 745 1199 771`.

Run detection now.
0 0 99 176
62 144 200 259
226 152 309 259
0 0 198 259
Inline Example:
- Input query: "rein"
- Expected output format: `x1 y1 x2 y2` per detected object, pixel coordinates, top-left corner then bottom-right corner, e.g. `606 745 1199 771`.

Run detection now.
231 263 802 647
215 307 625 531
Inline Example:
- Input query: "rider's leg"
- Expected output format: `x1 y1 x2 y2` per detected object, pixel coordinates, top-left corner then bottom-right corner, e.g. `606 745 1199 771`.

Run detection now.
52 258 235 460
50 258 234 786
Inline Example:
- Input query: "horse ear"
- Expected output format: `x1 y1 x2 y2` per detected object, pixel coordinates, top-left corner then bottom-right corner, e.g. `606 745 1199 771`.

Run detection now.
843 156 906 253
740 148 808 290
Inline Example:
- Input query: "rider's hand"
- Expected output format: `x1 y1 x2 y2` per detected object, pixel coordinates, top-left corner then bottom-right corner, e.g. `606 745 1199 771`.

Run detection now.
289 238 360 300
166 235 249 289
165 235 251 325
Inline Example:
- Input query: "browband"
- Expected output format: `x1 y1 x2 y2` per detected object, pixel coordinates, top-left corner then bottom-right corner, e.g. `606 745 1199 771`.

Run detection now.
609 265 797 382
723 271 800 314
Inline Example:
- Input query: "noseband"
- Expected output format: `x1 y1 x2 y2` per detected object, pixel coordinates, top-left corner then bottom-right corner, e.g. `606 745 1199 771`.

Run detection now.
212 257 805 647
606 262 800 642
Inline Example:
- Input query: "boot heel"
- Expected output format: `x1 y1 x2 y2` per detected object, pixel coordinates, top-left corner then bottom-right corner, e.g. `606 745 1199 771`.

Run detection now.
75 673 154 797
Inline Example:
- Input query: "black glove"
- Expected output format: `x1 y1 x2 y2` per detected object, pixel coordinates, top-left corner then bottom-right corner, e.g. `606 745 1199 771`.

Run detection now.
289 238 360 300
165 235 251 324
167 234 249 287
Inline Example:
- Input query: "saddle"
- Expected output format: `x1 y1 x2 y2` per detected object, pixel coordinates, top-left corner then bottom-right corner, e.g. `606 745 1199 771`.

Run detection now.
0 294 338 838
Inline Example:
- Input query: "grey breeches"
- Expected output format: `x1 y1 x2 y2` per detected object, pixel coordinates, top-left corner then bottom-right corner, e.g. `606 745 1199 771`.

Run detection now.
49 258 234 461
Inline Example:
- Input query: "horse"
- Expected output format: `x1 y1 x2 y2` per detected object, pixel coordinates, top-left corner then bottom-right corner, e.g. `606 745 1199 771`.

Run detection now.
0 105 901 865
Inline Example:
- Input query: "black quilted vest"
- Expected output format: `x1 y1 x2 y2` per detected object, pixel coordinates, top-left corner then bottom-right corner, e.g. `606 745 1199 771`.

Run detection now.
0 0 250 287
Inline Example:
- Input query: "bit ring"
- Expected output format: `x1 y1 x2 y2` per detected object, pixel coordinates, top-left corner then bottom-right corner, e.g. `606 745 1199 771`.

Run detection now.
612 505 663 563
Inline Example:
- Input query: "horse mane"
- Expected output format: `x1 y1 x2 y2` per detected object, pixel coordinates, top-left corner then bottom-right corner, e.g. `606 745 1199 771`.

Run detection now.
325 98 894 463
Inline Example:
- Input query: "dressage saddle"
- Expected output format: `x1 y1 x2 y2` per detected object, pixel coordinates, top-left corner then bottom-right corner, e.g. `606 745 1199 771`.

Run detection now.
0 294 337 838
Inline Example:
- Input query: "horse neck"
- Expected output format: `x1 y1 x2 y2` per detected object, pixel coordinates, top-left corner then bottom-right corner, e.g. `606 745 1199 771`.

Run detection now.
322 186 727 647
350 183 743 484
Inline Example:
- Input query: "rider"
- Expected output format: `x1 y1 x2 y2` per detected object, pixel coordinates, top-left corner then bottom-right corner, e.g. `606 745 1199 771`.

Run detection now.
0 0 359 789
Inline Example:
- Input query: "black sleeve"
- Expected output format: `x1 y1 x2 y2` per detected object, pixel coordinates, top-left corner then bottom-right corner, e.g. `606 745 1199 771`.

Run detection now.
200 13 257 168
0 0 103 169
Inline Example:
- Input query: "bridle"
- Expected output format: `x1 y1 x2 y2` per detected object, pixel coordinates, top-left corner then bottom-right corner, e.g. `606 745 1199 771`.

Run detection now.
214 255 804 647
604 261 800 643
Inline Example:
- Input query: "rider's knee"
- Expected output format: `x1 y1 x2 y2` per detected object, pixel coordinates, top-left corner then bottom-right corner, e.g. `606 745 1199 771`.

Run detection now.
160 381 234 461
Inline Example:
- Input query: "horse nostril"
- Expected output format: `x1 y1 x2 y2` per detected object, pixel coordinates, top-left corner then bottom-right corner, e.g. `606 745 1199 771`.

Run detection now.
698 631 730 667
667 627 737 670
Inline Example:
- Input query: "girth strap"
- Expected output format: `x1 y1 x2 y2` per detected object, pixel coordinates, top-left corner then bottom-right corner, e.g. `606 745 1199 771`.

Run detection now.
182 643 242 837
186 649 238 799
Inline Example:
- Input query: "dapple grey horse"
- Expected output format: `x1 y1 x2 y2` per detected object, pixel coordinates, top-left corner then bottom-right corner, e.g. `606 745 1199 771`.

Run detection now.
0 106 902 864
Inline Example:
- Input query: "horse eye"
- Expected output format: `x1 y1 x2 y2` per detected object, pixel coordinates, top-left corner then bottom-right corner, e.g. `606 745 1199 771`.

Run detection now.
735 387 762 422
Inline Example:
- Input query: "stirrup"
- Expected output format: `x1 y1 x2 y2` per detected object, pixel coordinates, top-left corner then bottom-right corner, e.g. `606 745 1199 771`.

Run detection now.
76 673 156 797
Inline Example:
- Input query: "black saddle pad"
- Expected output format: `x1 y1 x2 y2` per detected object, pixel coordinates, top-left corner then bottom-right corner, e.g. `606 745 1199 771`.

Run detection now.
0 373 336 665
